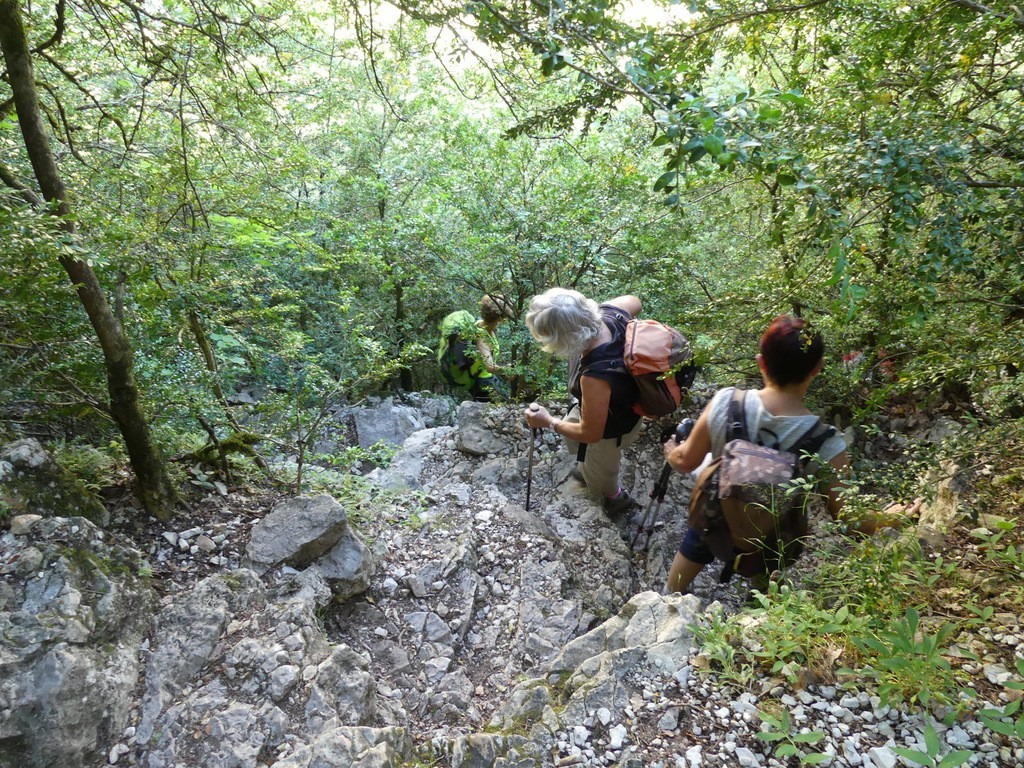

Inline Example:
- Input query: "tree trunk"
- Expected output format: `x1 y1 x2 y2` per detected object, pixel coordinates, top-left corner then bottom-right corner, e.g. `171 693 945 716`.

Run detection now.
394 278 413 391
0 0 175 518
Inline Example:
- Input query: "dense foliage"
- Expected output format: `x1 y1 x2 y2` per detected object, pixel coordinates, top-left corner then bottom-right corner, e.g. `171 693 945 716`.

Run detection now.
1 0 1022 500
2 1 1023 744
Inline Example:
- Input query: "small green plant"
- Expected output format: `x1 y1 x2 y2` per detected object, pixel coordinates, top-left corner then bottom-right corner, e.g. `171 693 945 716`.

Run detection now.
978 657 1024 741
756 707 829 765
52 439 122 494
892 719 973 767
697 582 870 687
977 520 1024 574
693 609 757 688
850 607 962 709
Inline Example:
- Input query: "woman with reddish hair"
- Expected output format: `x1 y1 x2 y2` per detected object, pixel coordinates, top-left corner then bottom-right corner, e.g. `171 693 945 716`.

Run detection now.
661 314 920 595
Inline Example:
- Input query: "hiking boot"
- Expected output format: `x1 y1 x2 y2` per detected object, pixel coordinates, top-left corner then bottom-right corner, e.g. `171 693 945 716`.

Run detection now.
603 489 639 516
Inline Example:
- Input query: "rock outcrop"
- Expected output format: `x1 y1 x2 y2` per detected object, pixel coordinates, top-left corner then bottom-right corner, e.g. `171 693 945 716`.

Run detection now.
0 515 153 768
0 438 109 525
2 399 1019 768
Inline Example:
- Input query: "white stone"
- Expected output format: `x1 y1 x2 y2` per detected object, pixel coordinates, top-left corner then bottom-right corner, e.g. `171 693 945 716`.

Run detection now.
108 743 130 764
867 746 897 768
608 724 628 749
984 664 1013 685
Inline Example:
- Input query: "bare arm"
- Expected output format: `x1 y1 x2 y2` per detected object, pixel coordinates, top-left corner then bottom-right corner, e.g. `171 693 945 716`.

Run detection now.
663 403 712 472
825 451 922 534
523 375 612 444
475 337 500 373
606 295 642 317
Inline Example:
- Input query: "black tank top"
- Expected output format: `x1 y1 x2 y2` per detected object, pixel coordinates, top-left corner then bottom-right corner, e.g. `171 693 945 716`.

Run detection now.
568 304 641 440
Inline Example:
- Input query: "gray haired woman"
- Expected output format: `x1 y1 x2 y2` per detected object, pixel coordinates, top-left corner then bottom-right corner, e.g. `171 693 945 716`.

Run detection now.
523 288 644 514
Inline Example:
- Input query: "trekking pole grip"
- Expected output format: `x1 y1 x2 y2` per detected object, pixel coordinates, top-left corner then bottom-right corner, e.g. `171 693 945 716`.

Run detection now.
526 403 541 426
675 417 696 443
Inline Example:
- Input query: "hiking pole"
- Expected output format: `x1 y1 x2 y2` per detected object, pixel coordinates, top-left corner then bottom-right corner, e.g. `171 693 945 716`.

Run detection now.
525 404 541 511
630 418 696 551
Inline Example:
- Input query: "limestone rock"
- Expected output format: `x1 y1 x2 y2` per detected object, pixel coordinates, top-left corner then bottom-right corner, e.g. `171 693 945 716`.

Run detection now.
375 427 453 490
136 569 266 746
310 529 375 602
352 397 427 449
246 494 353 572
0 439 108 525
270 726 413 768
0 516 153 768
455 402 512 456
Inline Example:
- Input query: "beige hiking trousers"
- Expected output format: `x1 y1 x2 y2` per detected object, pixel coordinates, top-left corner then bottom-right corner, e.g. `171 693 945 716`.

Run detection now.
562 404 644 499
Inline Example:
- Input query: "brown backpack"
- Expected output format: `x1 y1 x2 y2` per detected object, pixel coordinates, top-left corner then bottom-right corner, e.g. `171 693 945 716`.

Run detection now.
688 389 836 580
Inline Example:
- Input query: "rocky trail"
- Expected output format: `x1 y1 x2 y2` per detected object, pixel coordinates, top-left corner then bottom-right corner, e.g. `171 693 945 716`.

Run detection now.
1 397 1022 768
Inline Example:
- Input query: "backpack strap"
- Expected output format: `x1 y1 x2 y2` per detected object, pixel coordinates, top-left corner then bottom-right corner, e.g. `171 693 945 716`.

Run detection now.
789 420 837 479
725 388 748 443
795 421 836 457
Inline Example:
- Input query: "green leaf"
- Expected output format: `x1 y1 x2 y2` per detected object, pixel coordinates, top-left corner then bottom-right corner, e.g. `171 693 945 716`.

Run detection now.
827 244 847 287
801 755 832 766
792 731 824 744
937 752 974 768
777 89 809 106
776 744 799 758
924 720 940 756
777 173 797 186
703 134 725 157
892 747 934 765
653 170 678 191
980 716 1015 736
906 607 920 634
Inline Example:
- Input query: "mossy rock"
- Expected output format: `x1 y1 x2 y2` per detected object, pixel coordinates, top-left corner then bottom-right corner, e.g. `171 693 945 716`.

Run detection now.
1 439 108 526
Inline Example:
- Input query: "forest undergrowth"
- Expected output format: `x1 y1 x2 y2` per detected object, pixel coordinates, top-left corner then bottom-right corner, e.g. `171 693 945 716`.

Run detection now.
693 412 1024 762
19 380 1024 765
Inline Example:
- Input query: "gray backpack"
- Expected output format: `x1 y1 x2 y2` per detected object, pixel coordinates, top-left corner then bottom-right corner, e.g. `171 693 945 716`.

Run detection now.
688 389 836 581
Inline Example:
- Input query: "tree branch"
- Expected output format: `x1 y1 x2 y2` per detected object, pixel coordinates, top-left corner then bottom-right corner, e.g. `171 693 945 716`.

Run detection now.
949 0 1024 28
31 0 67 53
0 160 44 206
667 0 833 42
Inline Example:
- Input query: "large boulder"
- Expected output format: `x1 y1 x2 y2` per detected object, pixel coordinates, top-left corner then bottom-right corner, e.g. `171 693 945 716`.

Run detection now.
0 515 154 768
310 532 375 602
455 402 516 457
0 439 108 525
246 494 354 573
403 392 458 428
352 398 427 449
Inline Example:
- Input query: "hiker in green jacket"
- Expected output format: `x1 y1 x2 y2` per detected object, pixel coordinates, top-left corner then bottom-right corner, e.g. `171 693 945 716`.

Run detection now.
437 295 513 402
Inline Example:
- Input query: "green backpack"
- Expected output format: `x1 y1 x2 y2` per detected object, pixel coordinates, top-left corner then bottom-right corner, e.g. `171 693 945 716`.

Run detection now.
437 311 478 385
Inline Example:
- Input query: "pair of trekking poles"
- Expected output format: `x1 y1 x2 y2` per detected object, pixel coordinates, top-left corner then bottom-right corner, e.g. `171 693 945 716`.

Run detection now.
524 406 695 552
